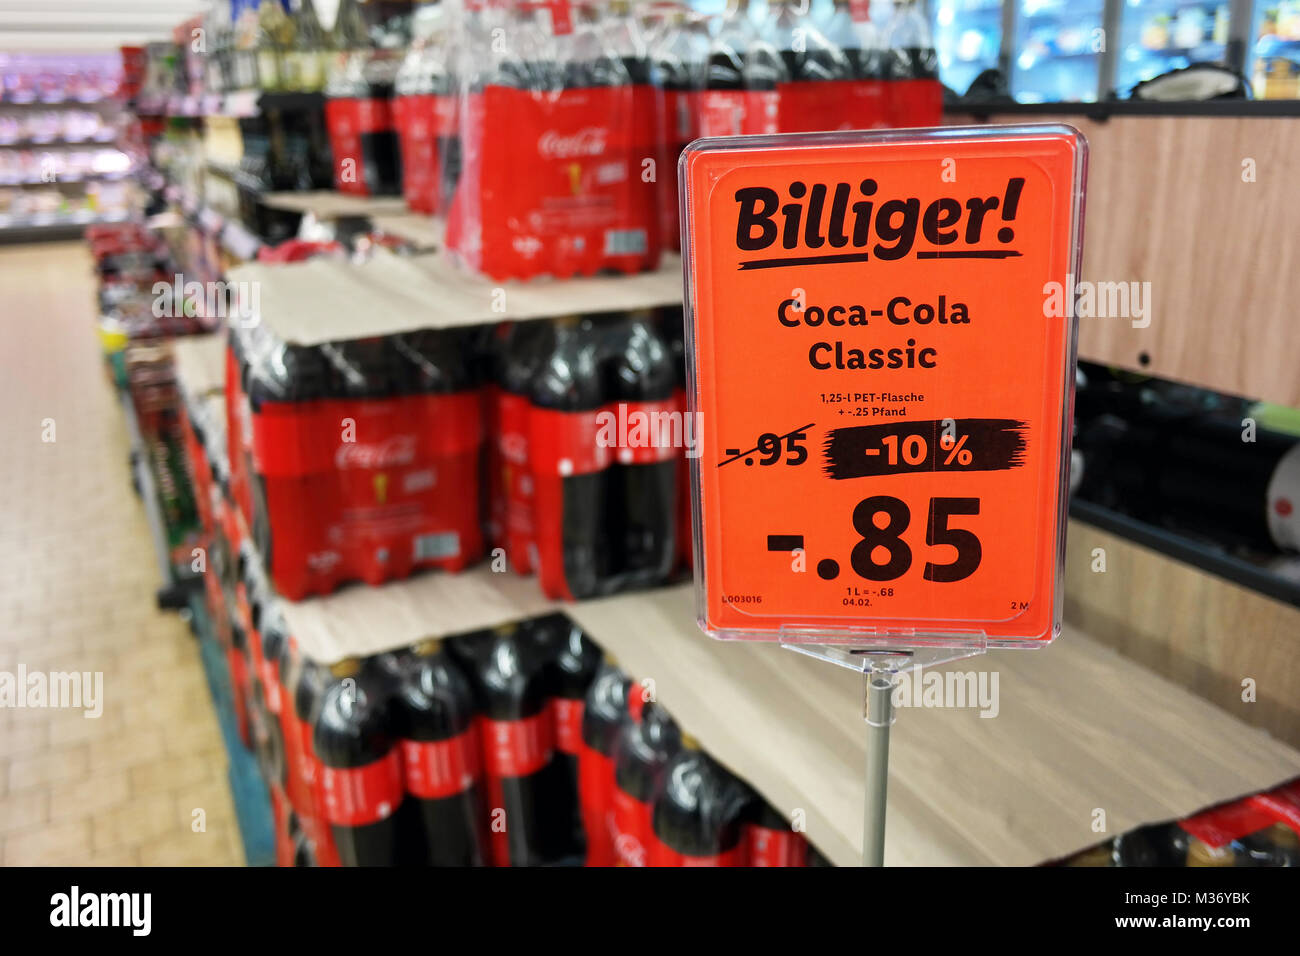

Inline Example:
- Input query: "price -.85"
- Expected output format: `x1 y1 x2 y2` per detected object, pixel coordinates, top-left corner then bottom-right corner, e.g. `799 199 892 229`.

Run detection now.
845 495 981 583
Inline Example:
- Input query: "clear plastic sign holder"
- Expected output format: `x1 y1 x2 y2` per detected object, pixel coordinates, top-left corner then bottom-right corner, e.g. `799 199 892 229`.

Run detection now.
679 125 1087 869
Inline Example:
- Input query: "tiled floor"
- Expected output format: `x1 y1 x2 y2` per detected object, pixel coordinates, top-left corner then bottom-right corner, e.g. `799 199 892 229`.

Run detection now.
0 241 241 865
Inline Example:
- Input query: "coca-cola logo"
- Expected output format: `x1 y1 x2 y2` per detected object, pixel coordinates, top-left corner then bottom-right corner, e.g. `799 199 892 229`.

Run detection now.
499 433 528 464
614 833 645 867
306 550 341 571
538 127 607 159
335 435 417 470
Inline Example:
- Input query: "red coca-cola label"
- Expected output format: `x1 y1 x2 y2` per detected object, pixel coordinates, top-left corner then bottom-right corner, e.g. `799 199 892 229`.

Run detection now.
529 398 682 477
279 705 313 819
225 344 254 533
479 711 554 779
297 724 341 867
776 80 889 133
612 785 652 867
887 78 944 129
658 89 698 252
252 393 482 477
325 97 396 197
649 840 745 867
745 823 808 867
400 727 482 799
497 390 535 573
1250 779 1300 833
528 408 612 478
319 751 405 827
744 90 780 136
260 658 281 715
578 744 617 866
697 90 747 138
446 84 659 280
540 0 573 35
1182 779 1300 847
250 390 486 599
552 697 583 755
395 93 445 215
626 687 645 724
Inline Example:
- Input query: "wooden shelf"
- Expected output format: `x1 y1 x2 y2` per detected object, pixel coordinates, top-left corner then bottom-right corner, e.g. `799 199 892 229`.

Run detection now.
228 250 683 346
260 190 409 219
567 585 1300 867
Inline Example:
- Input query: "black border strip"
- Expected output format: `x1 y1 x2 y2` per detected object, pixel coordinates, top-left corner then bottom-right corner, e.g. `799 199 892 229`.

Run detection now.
948 98 1300 120
1069 498 1300 609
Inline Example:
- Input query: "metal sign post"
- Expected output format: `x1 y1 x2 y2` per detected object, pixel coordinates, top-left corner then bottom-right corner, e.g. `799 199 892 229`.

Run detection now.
863 669 897 867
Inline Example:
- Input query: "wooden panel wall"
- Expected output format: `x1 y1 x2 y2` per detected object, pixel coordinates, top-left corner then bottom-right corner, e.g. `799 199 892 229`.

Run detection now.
1065 519 1300 749
953 114 1300 406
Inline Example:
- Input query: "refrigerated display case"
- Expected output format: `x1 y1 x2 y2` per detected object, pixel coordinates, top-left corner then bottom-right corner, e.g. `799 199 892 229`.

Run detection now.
932 0 1007 94
1011 0 1106 101
1251 1 1300 97
1115 1 1232 96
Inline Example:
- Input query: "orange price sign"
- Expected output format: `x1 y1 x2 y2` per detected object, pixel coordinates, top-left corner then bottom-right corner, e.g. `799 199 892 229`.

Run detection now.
681 125 1087 647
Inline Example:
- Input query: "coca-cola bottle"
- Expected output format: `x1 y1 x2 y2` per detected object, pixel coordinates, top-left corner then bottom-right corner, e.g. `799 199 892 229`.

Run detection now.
447 625 569 866
291 654 342 866
324 0 404 196
744 0 857 134
744 800 809 866
698 0 756 137
528 613 601 855
611 700 681 866
603 0 661 256
313 659 406 866
650 732 751 866
822 0 887 127
394 4 446 214
446 0 657 279
600 311 679 593
276 634 319 860
528 312 678 600
578 656 632 866
649 6 707 250
386 639 490 866
493 321 556 574
658 305 692 572
882 0 942 127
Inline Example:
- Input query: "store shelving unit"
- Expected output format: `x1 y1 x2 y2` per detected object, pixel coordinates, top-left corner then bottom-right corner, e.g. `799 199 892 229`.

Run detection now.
171 222 1300 864
0 80 133 240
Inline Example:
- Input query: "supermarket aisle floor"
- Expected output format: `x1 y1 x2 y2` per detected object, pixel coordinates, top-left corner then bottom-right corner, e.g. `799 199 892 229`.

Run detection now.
0 241 241 865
